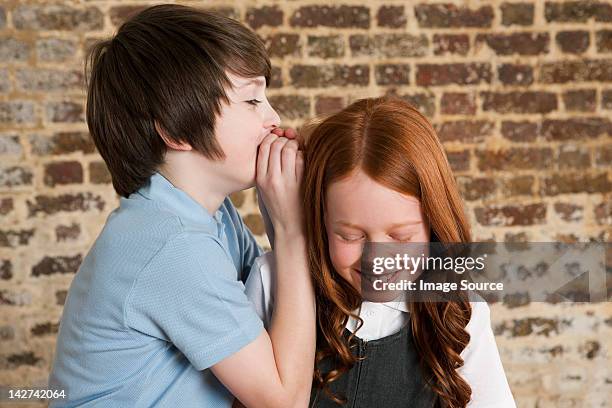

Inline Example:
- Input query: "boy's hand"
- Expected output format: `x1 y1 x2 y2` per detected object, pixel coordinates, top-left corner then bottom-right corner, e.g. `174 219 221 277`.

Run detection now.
256 133 304 238
271 127 298 140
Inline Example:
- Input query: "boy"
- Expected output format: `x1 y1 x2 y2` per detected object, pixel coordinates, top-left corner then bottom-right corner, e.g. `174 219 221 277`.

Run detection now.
48 5 315 407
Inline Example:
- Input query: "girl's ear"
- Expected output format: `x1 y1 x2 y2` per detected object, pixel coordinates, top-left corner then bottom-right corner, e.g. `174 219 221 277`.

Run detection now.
154 120 192 151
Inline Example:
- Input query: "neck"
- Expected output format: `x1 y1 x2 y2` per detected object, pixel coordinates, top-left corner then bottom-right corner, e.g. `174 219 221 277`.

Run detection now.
158 151 228 216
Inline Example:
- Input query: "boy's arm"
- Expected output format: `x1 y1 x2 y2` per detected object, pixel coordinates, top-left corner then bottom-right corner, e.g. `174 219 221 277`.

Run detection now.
212 134 315 408
257 188 275 249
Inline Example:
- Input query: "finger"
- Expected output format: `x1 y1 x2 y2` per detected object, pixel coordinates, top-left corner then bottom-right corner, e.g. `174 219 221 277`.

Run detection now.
271 127 284 137
268 137 289 176
257 133 278 180
281 139 299 176
295 150 304 183
284 128 297 140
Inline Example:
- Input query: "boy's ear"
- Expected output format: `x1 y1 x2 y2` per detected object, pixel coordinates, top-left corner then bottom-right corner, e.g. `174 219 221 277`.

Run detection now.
154 120 192 151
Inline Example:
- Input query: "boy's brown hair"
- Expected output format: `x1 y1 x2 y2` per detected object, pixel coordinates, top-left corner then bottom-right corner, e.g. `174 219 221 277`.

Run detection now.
85 4 271 197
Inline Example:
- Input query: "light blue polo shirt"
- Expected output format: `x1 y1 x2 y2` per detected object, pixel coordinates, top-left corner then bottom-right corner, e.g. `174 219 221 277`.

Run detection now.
48 172 264 407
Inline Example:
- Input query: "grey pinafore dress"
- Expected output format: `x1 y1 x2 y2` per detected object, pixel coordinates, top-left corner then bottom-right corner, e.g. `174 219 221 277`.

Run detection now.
309 321 439 408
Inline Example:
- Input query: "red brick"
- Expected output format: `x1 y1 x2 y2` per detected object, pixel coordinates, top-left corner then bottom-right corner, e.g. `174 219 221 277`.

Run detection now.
457 176 496 201
503 175 535 196
315 96 344 115
0 260 12 280
397 93 435 117
0 166 33 188
44 161 83 187
415 4 493 28
0 228 35 248
268 95 310 120
264 34 300 58
481 91 557 114
541 118 610 141
446 150 471 172
244 214 264 235
556 31 590 54
476 33 549 55
290 6 370 28
290 65 369 88
89 161 111 184
30 322 59 337
307 35 344 58
541 172 610 195
269 67 282 89
375 64 410 86
26 193 105 217
594 202 611 225
501 121 539 142
554 202 584 222
416 63 491 86
229 191 246 208
45 101 84 123
557 145 591 169
540 59 612 83
0 37 31 62
377 5 407 28
29 132 95 156
594 144 611 167
350 34 428 58
501 3 534 26
498 64 534 85
440 93 476 115
563 89 596 112
55 223 80 242
596 30 612 53
36 38 77 62
32 255 82 277
14 4 103 30
0 135 22 155
545 1 612 23
246 6 283 29
0 101 36 125
55 290 67 305
0 198 13 215
475 203 546 226
433 34 469 56
436 120 494 143
16 69 83 92
476 147 554 171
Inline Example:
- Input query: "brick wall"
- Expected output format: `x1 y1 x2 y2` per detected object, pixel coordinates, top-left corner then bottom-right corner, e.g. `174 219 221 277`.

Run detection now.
0 1 610 407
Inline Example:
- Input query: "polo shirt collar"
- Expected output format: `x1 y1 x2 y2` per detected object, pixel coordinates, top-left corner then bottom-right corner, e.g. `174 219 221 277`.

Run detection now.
136 172 224 227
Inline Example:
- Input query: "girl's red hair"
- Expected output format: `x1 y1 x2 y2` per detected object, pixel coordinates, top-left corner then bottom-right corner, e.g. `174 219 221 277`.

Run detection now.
303 96 473 407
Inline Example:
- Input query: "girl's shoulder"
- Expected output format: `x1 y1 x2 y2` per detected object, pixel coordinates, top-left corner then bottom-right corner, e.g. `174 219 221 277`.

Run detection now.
465 292 493 337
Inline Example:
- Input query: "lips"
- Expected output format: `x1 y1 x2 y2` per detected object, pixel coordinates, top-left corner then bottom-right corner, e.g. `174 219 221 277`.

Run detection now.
354 268 400 284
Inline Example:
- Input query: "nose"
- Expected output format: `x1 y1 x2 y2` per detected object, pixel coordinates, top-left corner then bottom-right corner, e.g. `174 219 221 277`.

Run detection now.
263 103 281 131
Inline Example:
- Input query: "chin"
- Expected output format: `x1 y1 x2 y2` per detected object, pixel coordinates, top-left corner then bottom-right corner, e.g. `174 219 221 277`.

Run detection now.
235 172 256 191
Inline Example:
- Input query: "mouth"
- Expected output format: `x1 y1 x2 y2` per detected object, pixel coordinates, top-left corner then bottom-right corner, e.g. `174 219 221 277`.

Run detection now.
353 268 400 284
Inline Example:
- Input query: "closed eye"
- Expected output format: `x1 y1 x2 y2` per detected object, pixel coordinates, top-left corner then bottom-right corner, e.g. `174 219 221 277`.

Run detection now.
338 234 365 243
246 99 263 106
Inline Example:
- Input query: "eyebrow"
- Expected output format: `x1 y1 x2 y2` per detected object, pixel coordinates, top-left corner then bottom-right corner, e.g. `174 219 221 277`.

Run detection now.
335 220 422 229
233 78 265 89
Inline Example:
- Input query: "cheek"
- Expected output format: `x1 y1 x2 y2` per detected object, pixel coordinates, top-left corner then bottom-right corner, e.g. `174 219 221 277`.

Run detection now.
327 238 362 274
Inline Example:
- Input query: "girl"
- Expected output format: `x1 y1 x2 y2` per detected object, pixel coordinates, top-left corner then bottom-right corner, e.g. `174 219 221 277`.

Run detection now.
245 96 516 408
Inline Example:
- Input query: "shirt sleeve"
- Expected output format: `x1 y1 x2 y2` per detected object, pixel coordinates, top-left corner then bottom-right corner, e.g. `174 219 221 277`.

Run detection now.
244 252 276 330
460 301 517 408
125 231 264 371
